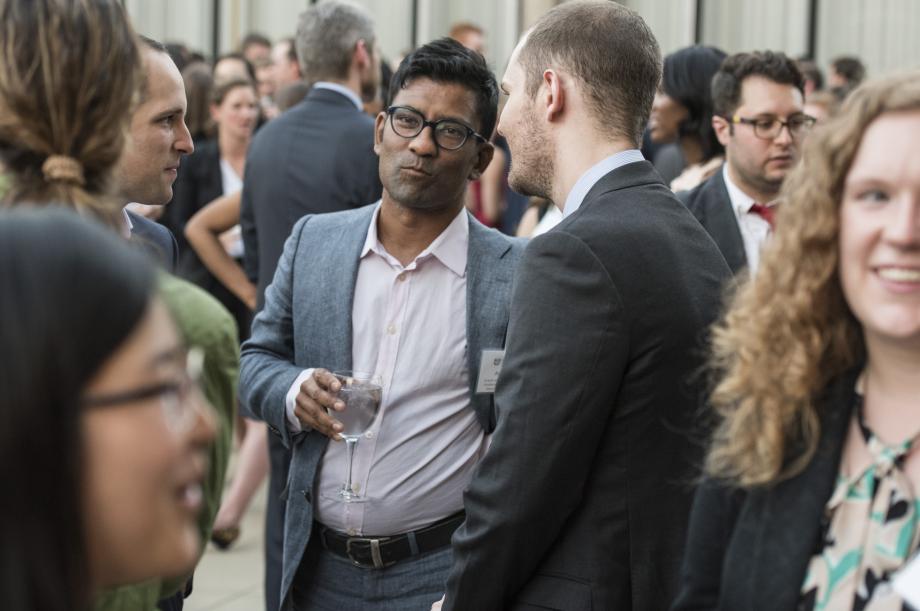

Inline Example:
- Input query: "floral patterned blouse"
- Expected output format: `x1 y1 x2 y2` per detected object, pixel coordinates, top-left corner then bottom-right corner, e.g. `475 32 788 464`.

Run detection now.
799 393 920 611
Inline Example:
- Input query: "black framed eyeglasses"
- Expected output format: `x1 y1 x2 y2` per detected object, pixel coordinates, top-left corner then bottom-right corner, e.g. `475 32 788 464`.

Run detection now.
82 347 206 434
726 113 817 140
386 106 486 150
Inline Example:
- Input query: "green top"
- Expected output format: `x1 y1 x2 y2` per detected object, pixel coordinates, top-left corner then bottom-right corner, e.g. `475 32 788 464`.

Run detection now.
93 273 238 611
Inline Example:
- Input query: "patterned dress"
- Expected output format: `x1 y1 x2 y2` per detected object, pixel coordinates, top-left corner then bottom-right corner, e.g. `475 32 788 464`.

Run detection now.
799 393 920 611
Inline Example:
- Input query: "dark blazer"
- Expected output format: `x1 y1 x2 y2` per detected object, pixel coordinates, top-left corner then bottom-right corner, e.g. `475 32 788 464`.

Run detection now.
671 368 860 611
159 138 250 338
443 160 731 611
161 139 223 264
240 87 382 307
678 167 747 274
127 209 178 272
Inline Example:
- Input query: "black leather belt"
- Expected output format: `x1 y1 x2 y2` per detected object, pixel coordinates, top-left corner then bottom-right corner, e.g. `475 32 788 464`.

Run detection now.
316 511 464 569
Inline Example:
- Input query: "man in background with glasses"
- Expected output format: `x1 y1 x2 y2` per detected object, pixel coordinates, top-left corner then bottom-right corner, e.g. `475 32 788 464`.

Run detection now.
679 50 812 275
240 38 523 610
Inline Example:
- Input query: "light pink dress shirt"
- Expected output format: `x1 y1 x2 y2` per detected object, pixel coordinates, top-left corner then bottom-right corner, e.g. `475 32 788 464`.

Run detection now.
286 204 488 536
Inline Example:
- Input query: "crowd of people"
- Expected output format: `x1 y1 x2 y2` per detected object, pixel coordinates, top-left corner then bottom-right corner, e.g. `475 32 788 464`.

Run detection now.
1 0 918 610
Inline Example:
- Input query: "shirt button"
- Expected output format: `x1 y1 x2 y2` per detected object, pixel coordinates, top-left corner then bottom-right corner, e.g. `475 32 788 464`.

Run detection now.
386 324 396 335
352 482 361 493
397 273 407 282
365 431 374 439
347 528 357 536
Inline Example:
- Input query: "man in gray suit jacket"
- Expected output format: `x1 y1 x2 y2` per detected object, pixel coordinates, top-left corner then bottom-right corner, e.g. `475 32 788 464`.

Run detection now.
238 6 383 607
437 3 730 610
240 39 523 610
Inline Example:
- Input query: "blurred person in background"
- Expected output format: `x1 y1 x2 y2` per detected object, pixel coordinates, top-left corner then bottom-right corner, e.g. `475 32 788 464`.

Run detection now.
830 55 867 98
182 83 312 553
272 37 304 90
449 21 485 55
241 31 272 65
213 52 256 85
678 51 813 275
161 77 260 338
797 57 825 96
239 4 383 608
182 62 216 144
0 208 216 611
649 45 727 192
805 89 840 125
672 70 920 611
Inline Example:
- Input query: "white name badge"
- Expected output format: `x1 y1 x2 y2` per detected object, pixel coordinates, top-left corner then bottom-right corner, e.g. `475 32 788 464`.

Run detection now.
893 552 920 609
475 349 505 394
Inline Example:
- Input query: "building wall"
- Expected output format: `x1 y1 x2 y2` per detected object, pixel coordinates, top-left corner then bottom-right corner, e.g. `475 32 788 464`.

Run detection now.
125 0 920 80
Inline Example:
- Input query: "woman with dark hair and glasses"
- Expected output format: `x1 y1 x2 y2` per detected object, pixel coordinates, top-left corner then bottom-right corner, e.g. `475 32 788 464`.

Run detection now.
648 45 727 191
0 208 216 611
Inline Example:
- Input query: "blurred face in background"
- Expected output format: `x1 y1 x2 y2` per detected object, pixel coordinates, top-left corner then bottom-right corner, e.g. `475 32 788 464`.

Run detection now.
649 89 688 143
81 298 216 588
839 111 920 351
212 84 259 141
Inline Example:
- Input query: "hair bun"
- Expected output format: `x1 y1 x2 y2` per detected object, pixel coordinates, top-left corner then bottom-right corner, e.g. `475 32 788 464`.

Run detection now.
42 155 85 187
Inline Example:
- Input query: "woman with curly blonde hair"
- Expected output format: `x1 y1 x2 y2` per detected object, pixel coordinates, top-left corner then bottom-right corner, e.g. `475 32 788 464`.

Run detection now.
673 71 920 611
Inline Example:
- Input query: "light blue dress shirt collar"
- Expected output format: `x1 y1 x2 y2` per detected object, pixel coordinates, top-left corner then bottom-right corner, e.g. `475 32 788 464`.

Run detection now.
562 149 645 218
312 81 363 110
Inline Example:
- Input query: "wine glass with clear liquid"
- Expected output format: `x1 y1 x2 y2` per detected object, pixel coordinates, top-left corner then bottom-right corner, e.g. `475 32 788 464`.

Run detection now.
325 370 382 503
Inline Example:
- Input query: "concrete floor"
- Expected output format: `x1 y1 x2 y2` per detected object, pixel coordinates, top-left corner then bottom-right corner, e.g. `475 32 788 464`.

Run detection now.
186 468 268 610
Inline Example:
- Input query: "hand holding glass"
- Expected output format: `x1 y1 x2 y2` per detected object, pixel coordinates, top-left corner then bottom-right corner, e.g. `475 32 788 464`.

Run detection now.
324 371 382 503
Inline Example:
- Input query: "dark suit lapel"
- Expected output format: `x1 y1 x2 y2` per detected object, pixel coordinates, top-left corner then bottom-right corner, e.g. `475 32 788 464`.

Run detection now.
466 213 513 431
701 171 748 274
752 370 859 610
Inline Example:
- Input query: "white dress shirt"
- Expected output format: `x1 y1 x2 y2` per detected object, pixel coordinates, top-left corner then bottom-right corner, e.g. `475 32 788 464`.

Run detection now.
286 204 488 536
723 164 774 274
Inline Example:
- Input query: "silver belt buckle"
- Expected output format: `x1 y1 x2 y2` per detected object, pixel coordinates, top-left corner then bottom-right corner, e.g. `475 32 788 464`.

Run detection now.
345 537 390 569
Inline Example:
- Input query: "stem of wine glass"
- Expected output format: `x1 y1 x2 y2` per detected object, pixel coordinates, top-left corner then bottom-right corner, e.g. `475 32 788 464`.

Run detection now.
343 437 358 496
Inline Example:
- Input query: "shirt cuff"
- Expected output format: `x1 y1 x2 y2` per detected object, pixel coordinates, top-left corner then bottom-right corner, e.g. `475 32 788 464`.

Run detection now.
285 368 314 433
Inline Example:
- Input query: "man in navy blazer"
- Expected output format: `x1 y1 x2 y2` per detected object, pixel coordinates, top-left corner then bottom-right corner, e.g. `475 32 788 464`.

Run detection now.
240 39 523 610
238 5 384 607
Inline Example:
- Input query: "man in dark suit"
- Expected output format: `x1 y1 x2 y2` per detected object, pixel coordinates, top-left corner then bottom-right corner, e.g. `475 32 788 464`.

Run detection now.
436 3 730 610
678 51 810 275
238 4 383 609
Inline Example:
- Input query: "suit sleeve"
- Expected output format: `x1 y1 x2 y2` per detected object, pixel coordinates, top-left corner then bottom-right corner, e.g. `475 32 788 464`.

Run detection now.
443 231 629 610
238 215 311 448
240 171 259 284
670 478 744 611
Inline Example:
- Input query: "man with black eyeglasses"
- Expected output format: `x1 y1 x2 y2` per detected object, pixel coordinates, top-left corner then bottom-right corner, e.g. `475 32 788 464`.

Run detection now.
679 50 813 274
240 38 523 610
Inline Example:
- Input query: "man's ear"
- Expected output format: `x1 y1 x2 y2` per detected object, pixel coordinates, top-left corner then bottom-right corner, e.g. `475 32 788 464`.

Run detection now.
543 69 565 123
373 110 386 155
469 142 494 181
354 39 371 71
713 115 732 147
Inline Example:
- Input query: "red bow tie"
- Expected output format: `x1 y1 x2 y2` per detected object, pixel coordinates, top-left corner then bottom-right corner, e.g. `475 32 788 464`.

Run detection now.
749 203 776 227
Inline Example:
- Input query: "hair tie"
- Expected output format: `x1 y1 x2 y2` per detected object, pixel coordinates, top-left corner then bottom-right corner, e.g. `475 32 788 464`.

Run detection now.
42 155 85 187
